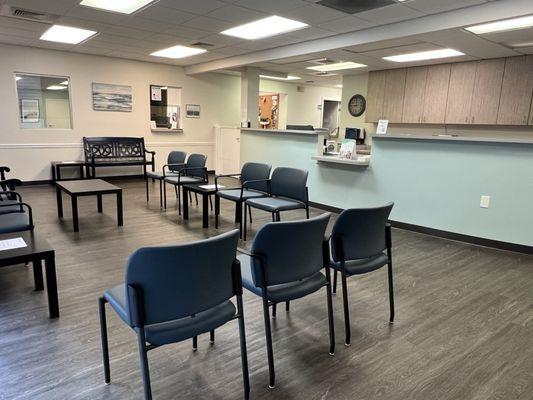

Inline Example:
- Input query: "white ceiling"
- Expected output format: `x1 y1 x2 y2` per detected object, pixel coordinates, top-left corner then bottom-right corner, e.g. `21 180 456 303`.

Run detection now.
0 0 532 86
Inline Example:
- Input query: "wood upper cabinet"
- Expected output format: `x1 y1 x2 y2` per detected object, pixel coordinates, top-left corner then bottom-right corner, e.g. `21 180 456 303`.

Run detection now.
382 68 406 122
470 58 505 124
498 55 533 125
402 66 428 123
365 70 386 122
445 61 477 124
422 63 451 123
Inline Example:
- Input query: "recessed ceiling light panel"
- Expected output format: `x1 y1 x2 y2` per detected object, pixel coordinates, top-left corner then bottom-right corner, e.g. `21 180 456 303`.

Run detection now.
306 62 367 72
465 15 533 35
79 0 156 14
383 48 465 62
151 45 207 59
47 85 68 90
221 16 308 40
40 25 97 44
260 74 301 81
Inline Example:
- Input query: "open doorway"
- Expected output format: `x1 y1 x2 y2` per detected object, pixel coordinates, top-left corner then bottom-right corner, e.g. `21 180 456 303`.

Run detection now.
321 99 341 137
259 92 288 129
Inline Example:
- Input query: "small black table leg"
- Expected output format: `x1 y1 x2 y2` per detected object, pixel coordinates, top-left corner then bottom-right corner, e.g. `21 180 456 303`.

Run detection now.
56 187 63 218
51 165 57 182
44 253 59 319
97 194 103 213
33 258 44 291
183 187 189 220
202 193 208 228
117 191 123 227
79 165 84 180
57 166 62 181
72 195 79 232
215 195 220 229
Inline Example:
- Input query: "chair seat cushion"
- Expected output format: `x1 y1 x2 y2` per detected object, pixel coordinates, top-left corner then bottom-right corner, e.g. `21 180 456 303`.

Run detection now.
0 200 23 215
0 212 31 234
217 189 267 202
330 253 389 276
246 196 305 212
146 171 180 180
238 254 326 302
164 176 203 185
104 284 236 346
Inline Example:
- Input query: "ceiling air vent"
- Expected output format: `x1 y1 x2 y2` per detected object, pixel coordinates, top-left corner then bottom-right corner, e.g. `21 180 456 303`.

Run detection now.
190 42 215 48
316 0 397 14
0 5 58 24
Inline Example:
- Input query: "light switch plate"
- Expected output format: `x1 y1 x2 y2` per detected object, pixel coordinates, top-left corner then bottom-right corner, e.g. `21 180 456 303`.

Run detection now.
480 195 490 208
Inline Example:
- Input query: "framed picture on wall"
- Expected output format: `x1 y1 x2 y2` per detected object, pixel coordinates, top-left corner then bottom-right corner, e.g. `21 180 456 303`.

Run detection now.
21 99 40 123
186 104 200 118
92 83 132 112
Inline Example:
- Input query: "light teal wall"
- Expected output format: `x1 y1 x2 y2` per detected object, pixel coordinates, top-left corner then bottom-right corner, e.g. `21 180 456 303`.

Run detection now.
241 131 533 246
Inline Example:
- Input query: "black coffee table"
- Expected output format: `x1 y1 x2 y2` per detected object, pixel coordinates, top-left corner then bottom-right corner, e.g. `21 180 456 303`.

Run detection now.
56 179 123 232
182 184 219 228
0 230 59 318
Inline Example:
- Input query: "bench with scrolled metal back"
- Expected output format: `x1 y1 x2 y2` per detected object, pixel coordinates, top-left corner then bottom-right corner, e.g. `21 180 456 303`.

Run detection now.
83 137 156 179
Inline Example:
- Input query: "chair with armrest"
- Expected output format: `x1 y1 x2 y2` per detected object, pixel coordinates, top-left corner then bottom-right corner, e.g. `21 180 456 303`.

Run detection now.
98 229 249 400
329 203 395 347
163 154 208 213
0 198 34 234
145 151 187 208
215 162 271 238
243 167 309 241
237 213 334 389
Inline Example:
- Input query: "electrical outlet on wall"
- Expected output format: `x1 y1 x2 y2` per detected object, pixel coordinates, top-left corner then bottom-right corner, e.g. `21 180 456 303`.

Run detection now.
480 195 491 208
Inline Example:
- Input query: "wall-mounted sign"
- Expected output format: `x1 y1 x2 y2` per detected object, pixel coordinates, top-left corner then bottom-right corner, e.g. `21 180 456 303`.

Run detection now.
186 104 200 118
151 86 162 101
376 119 389 135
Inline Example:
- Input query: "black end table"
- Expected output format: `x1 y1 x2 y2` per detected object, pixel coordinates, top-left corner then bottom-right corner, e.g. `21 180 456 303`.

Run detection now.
0 231 59 318
182 184 219 228
51 161 89 182
56 179 123 232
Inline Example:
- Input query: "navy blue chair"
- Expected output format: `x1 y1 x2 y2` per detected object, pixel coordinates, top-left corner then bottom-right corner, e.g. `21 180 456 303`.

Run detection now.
215 162 272 238
238 213 334 389
145 151 187 207
163 154 208 213
98 229 249 400
329 203 395 346
0 170 33 233
243 167 309 241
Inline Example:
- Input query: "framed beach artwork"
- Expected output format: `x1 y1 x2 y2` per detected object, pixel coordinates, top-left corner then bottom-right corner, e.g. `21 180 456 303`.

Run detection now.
92 83 132 112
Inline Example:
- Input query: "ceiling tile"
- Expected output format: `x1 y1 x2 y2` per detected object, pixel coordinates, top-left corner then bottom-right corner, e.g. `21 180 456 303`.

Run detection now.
181 15 234 32
404 0 488 14
66 5 128 24
317 15 376 33
354 4 425 24
134 6 196 25
343 37 421 53
6 0 77 14
233 0 308 14
206 4 263 23
156 0 226 14
163 25 211 40
283 3 349 25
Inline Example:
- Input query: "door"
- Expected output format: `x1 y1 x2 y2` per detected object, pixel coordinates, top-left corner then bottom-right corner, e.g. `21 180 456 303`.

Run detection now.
321 99 341 136
216 127 241 175
45 98 71 128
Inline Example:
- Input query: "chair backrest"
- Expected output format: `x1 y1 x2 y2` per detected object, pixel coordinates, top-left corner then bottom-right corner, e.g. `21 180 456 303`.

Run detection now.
270 167 308 202
83 137 146 161
250 213 330 287
185 153 207 179
167 151 187 172
125 229 240 326
241 162 271 192
331 203 394 262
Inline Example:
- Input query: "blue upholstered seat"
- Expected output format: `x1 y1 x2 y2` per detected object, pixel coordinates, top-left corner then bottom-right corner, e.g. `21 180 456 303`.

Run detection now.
330 253 389 276
245 196 305 212
163 176 203 185
104 283 237 346
239 254 326 302
0 212 31 234
0 200 23 215
146 170 180 179
217 189 266 202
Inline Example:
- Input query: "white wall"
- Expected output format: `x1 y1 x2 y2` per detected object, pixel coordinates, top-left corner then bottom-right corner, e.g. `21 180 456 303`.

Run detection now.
0 43 241 181
259 80 341 129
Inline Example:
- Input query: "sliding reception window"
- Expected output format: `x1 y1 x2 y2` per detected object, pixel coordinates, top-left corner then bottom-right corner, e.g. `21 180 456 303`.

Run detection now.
150 85 181 130
15 73 72 129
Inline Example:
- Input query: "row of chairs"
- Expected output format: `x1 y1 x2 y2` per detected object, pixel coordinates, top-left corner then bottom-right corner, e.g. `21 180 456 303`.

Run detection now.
0 166 34 234
99 203 395 400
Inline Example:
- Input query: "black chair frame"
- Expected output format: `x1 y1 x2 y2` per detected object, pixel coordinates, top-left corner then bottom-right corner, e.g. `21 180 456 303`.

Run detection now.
164 166 209 213
0 199 34 229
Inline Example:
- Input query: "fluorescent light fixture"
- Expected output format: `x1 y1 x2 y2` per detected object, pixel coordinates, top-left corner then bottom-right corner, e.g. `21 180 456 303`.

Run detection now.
383 48 464 62
47 85 68 90
40 25 97 44
260 74 300 81
15 76 22 81
465 15 533 35
306 62 367 72
509 41 533 48
151 45 206 59
79 0 155 14
221 16 308 40
60 80 69 85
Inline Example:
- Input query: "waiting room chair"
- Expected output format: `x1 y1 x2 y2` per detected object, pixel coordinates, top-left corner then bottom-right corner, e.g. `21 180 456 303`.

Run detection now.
98 229 249 400
145 151 187 207
243 167 309 241
163 154 208 213
0 195 34 233
238 213 334 389
329 203 395 346
215 162 272 238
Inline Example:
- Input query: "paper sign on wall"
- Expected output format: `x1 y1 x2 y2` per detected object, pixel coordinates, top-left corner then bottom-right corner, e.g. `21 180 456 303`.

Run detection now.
376 119 389 135
151 86 162 101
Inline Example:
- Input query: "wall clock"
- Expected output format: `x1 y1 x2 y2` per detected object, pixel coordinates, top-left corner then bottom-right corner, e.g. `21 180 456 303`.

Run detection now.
348 94 366 117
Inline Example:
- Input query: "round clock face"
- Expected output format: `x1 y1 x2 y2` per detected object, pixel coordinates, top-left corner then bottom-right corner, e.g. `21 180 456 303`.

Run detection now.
348 94 366 117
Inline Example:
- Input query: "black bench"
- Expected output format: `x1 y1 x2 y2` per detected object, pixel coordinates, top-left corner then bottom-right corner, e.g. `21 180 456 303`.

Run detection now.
83 137 155 180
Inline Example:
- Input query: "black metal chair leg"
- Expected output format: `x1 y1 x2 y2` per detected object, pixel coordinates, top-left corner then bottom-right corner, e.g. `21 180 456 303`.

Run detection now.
195 192 198 206
158 180 163 208
209 195 213 211
333 270 338 294
248 205 252 224
285 301 290 312
276 211 281 222
262 296 276 388
271 213 275 222
98 297 111 384
341 271 351 346
325 268 335 355
272 302 277 318
210 330 215 344
237 293 250 400
243 202 247 241
145 177 149 203
306 206 309 219
163 181 167 209
137 330 152 400
388 262 395 323
192 336 198 351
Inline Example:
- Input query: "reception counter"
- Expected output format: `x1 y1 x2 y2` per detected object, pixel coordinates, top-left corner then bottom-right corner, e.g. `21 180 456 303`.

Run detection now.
240 128 533 247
